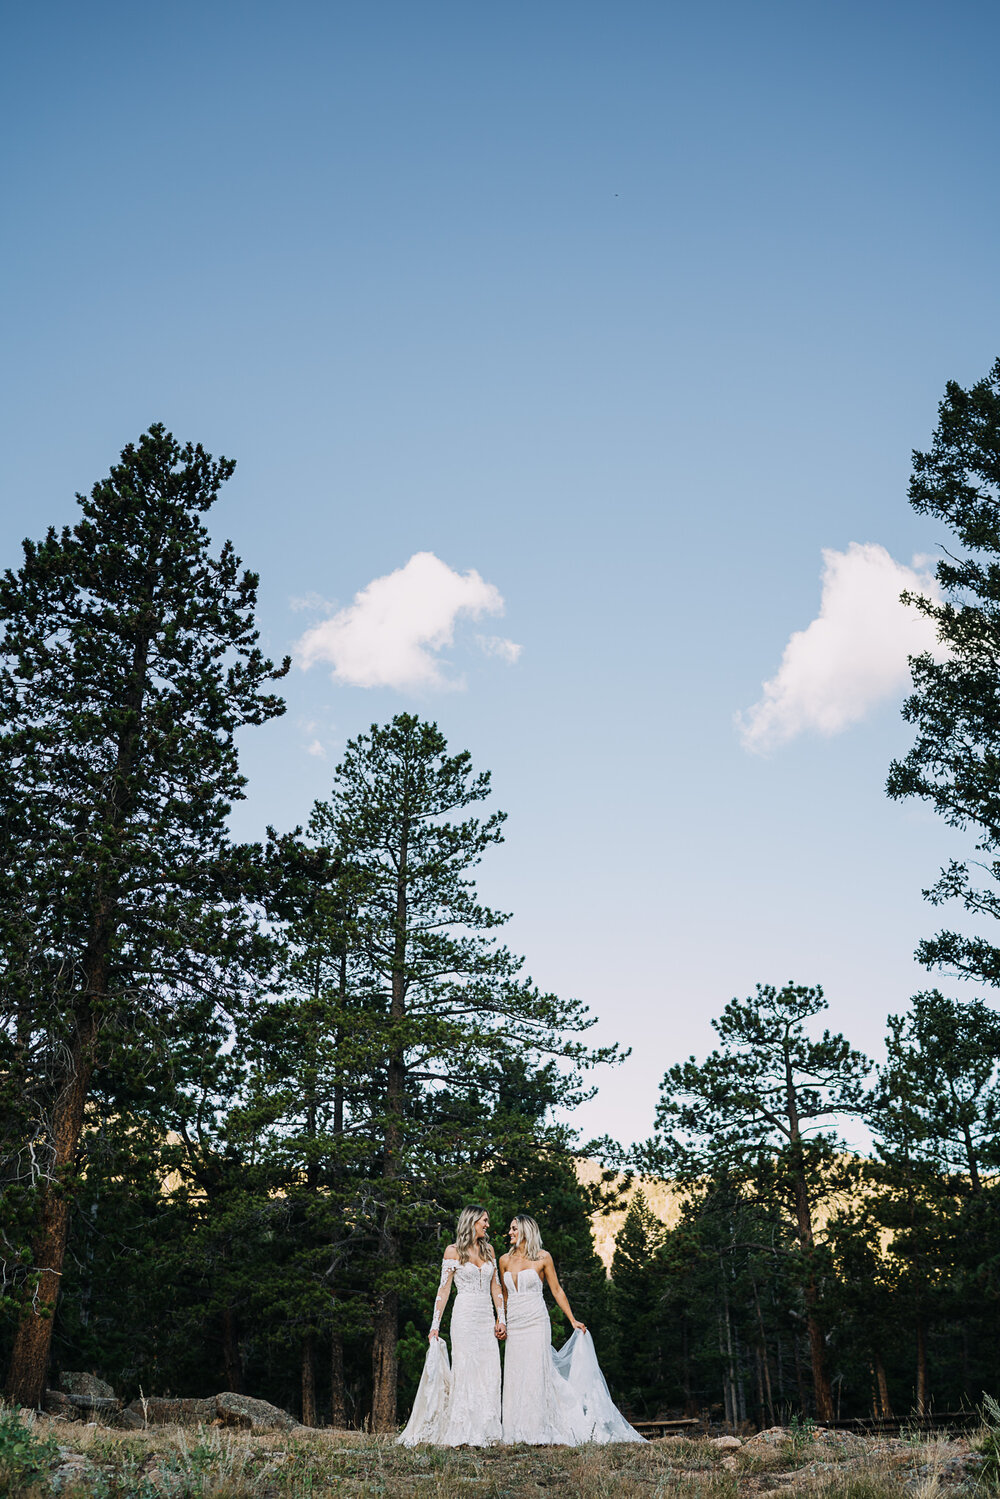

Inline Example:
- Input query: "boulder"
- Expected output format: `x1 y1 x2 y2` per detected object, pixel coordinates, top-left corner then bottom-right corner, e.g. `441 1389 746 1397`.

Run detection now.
710 1435 743 1450
50 1391 122 1419
126 1396 217 1426
44 1390 81 1421
812 1428 868 1452
742 1426 791 1452
117 1407 148 1430
215 1392 298 1432
59 1372 116 1400
52 1449 98 1486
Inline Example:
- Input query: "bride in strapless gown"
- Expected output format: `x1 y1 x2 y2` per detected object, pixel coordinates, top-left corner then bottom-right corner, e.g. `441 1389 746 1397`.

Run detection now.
397 1204 507 1446
499 1213 644 1445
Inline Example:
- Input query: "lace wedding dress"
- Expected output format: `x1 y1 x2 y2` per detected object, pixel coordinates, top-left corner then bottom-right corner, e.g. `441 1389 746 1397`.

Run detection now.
397 1258 503 1446
501 1266 644 1444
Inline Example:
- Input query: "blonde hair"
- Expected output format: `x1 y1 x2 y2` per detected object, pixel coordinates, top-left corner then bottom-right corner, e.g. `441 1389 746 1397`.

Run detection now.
512 1213 543 1261
455 1203 493 1264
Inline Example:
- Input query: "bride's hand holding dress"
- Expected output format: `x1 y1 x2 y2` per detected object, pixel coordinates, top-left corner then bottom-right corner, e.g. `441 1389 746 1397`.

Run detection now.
397 1205 506 1447
500 1213 644 1446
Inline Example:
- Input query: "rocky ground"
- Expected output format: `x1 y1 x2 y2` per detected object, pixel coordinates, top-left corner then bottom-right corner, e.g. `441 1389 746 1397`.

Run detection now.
2 1406 994 1498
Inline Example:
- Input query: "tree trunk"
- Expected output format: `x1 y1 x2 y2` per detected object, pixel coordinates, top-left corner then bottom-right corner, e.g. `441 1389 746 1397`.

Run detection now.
873 1350 893 1419
5 627 149 1408
370 814 409 1431
301 1335 317 1427
331 1324 347 1428
717 1313 734 1427
5 1012 96 1408
371 1286 400 1431
804 1300 833 1422
681 1318 695 1417
750 1270 775 1426
733 1329 747 1425
915 1320 928 1416
785 1061 834 1422
793 1333 808 1413
219 1305 243 1394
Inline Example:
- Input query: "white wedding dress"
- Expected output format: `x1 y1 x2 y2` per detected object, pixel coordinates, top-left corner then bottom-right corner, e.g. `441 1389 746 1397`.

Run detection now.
398 1258 503 1446
501 1266 644 1445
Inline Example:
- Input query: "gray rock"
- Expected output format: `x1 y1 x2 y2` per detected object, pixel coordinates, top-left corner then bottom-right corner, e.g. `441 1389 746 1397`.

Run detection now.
126 1396 217 1426
215 1391 298 1431
742 1426 791 1451
52 1450 98 1487
44 1390 82 1421
48 1389 122 1418
59 1372 116 1400
116 1407 148 1430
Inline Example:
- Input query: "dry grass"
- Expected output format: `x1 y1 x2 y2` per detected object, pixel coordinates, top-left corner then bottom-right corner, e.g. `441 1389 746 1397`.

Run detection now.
8 1413 990 1499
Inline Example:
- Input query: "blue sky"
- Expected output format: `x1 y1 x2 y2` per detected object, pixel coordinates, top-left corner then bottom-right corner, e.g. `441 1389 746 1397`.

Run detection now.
2 1 999 1145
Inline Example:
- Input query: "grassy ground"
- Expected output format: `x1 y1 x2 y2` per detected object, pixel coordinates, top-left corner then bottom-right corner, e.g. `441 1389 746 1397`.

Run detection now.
1 1410 992 1499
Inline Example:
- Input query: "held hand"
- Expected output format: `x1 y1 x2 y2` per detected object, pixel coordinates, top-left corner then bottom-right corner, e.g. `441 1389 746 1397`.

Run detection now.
571 1319 587 1333
428 1330 439 1342
495 1322 507 1341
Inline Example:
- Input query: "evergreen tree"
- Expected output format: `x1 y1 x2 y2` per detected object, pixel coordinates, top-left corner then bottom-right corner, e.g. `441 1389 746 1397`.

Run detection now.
823 1203 902 1419
880 991 1000 1192
887 356 1000 985
610 1191 667 1413
0 426 287 1406
310 714 621 1428
639 983 869 1421
864 991 1000 1412
233 832 366 1426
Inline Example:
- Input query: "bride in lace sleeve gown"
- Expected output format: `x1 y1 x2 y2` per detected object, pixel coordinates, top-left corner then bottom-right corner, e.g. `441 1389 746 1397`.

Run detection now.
397 1204 507 1446
500 1213 645 1445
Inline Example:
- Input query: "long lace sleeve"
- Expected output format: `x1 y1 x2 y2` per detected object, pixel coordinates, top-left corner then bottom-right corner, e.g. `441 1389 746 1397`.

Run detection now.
490 1259 506 1327
430 1258 457 1333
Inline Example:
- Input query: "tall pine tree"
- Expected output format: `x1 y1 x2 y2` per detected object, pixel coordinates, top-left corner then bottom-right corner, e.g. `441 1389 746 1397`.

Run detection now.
310 714 620 1428
887 357 1000 985
639 983 869 1422
0 426 287 1405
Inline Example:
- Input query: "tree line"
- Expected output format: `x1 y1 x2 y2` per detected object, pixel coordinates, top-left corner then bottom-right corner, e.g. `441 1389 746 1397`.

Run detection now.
2 359 1000 1428
612 981 1000 1424
0 425 618 1430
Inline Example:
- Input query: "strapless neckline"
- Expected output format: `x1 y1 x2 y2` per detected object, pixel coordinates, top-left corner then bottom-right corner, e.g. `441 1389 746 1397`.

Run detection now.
504 1266 541 1292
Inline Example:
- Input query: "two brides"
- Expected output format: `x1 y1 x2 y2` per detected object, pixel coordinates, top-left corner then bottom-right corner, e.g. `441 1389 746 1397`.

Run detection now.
398 1204 643 1446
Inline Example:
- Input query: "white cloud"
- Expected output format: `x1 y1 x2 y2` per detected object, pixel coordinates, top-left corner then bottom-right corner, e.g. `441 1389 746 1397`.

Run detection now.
289 591 337 614
476 634 523 665
306 739 326 758
297 551 520 691
736 542 943 754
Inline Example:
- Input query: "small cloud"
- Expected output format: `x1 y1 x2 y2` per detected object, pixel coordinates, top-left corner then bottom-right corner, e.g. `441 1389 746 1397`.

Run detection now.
290 591 337 614
296 551 516 691
736 542 942 754
476 634 522 665
306 739 326 758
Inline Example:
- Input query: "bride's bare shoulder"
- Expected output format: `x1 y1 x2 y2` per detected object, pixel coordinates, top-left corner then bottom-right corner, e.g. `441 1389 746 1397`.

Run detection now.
443 1244 459 1260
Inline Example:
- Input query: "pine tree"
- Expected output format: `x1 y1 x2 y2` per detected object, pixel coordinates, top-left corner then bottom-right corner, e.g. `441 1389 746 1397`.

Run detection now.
865 991 1000 1413
0 426 287 1405
310 714 621 1429
610 1191 668 1414
880 991 1000 1192
640 983 869 1422
234 832 363 1425
887 357 1000 985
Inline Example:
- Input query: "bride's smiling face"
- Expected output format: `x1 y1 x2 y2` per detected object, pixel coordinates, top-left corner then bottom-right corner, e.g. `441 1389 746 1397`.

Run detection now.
508 1218 521 1248
475 1211 490 1241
